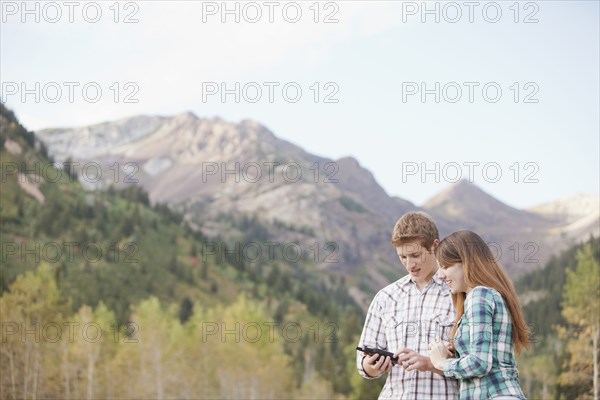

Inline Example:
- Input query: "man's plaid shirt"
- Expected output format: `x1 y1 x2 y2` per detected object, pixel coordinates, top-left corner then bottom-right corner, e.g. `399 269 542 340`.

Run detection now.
356 272 458 399
443 286 526 400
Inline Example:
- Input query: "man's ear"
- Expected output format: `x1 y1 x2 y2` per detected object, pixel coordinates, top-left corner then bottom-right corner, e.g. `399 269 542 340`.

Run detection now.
430 239 440 252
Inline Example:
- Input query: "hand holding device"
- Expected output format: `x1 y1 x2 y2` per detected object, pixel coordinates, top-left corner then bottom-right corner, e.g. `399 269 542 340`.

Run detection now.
356 346 399 366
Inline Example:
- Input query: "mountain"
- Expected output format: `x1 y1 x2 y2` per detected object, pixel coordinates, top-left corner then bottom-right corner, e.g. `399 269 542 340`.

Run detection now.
422 180 599 275
423 179 550 230
34 112 599 296
36 113 408 291
528 194 600 240
529 193 599 222
36 115 167 160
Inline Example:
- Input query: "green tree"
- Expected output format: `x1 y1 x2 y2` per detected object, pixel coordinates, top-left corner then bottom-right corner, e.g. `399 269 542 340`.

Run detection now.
519 339 560 399
65 302 117 400
0 264 67 399
559 244 600 399
110 297 185 398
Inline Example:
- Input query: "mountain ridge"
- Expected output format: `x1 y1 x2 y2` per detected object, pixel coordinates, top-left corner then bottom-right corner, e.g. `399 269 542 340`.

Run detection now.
34 112 599 291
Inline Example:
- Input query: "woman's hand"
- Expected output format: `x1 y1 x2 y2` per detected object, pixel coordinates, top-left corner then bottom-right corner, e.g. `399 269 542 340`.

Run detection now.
429 340 452 371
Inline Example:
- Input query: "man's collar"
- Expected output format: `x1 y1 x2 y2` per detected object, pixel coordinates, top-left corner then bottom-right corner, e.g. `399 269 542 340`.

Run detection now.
401 269 444 287
431 270 444 285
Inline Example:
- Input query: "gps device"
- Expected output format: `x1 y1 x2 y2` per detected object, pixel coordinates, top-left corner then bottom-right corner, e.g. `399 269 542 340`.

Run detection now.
356 346 398 366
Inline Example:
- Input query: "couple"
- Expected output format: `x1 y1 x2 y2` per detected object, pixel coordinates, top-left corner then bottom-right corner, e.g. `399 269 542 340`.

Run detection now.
356 212 530 400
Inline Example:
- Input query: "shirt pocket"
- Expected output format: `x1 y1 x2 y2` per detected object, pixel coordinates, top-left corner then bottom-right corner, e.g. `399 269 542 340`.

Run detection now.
383 314 408 352
427 314 455 344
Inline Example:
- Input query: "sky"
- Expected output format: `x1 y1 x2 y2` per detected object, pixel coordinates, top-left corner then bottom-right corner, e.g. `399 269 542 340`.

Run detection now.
1 1 598 209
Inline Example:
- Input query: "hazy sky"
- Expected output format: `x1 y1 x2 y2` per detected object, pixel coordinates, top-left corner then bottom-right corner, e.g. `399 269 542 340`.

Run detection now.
1 1 598 208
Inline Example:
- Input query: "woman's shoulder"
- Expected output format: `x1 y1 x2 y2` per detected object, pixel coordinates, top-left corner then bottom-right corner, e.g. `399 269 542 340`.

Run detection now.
467 286 503 306
469 285 499 297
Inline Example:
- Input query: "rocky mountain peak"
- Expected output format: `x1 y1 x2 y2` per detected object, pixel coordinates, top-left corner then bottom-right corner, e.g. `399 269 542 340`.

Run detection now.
174 111 199 120
423 179 487 207
423 179 550 230
529 193 600 222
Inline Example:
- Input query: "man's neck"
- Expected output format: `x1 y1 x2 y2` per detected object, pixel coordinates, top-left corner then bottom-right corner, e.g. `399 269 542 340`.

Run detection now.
414 268 438 291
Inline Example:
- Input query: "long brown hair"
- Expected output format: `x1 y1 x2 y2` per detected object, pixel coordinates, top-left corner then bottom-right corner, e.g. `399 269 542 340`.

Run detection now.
435 230 530 354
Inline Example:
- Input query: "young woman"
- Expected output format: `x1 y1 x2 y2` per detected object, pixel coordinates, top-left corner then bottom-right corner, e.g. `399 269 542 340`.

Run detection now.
429 230 530 400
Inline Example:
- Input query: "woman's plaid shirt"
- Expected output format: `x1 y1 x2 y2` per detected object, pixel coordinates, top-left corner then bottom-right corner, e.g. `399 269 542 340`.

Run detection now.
443 286 526 400
356 272 458 399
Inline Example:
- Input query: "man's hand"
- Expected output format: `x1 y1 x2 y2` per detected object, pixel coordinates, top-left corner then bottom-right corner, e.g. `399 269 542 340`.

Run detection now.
362 353 393 377
395 348 435 373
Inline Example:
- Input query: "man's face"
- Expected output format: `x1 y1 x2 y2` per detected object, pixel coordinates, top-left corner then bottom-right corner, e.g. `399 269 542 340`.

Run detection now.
395 241 439 285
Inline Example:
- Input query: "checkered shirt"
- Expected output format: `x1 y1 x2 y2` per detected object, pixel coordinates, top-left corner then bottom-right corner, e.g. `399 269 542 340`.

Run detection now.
443 286 526 400
356 272 458 399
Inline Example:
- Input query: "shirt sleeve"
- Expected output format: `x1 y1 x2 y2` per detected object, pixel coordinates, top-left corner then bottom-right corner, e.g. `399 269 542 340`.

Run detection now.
443 287 495 379
356 292 388 379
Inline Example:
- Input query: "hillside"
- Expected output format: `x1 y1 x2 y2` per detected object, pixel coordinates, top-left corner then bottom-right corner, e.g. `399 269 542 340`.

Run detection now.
1 104 381 399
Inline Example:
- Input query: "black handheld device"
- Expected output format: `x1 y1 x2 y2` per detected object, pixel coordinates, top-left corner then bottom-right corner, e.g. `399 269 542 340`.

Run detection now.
356 346 398 366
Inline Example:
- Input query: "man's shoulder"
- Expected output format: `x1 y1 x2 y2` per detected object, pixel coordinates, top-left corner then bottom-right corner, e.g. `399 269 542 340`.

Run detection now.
365 276 410 316
372 275 411 301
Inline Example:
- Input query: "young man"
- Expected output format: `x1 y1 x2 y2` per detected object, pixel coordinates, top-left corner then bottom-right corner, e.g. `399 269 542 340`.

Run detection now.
356 211 458 399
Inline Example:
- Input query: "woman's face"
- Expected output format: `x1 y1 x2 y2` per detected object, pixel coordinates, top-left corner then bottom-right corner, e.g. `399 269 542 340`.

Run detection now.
437 262 469 294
